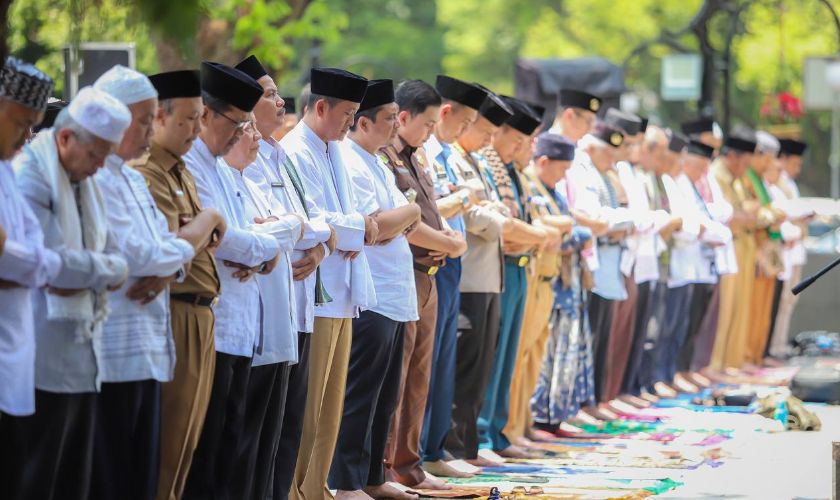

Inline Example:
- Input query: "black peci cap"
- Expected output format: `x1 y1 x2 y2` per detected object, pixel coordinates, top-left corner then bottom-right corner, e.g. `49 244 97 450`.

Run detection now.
310 67 368 104
358 79 395 112
234 55 268 81
150 70 202 100
604 108 642 136
779 138 807 157
435 75 487 110
477 91 514 127
668 131 688 153
558 89 601 113
686 139 715 159
590 121 625 148
200 61 263 112
500 96 542 135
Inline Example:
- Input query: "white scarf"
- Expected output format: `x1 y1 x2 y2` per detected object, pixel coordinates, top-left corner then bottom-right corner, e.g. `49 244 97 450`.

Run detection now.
28 130 110 341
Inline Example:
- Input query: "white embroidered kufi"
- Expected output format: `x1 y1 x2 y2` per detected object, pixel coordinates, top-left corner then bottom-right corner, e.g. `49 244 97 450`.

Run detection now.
93 64 158 105
67 86 131 144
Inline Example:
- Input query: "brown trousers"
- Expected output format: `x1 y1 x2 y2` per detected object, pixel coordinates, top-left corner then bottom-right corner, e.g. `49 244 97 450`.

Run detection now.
386 271 437 487
156 302 216 500
745 274 777 364
602 276 638 401
711 236 756 370
503 275 554 443
290 317 352 500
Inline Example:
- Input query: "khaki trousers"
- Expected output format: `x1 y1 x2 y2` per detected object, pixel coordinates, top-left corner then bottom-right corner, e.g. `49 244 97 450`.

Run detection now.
768 265 802 358
386 271 437 486
711 236 756 370
503 275 554 443
746 274 777 364
290 317 352 500
156 302 216 500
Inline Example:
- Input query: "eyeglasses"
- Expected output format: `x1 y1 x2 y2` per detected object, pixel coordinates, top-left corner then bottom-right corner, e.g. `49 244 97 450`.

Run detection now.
211 107 251 131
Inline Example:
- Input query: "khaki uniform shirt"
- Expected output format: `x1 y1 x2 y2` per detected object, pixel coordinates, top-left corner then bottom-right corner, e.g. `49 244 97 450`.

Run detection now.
131 142 220 297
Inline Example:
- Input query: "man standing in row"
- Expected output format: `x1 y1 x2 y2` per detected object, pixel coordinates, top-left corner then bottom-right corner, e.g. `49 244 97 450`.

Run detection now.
6 87 131 500
382 79 466 489
421 75 488 479
446 91 514 467
282 67 379 500
332 78 422 500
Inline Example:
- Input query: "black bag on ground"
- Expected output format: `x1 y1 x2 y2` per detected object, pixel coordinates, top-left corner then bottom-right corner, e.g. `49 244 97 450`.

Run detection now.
790 358 840 404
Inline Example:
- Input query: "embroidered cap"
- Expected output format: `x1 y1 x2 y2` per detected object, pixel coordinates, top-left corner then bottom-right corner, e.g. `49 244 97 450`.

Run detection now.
0 56 53 111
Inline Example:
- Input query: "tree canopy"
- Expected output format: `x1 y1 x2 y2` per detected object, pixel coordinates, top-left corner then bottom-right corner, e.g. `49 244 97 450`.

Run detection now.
6 0 840 194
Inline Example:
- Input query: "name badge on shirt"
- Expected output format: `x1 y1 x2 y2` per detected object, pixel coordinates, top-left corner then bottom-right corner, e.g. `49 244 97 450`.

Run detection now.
271 181 285 188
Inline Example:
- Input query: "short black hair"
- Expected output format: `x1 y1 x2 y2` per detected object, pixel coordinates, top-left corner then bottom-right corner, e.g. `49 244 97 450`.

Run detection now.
395 80 441 117
350 104 386 131
306 92 342 111
201 91 233 114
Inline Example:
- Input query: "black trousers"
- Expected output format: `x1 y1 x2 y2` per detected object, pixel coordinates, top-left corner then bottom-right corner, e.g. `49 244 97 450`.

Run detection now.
447 291 501 459
232 360 291 499
184 352 252 500
91 380 161 500
637 281 669 391
765 279 785 358
329 311 405 490
622 281 652 396
0 390 96 500
658 285 694 383
588 293 615 402
677 283 715 373
271 332 311 500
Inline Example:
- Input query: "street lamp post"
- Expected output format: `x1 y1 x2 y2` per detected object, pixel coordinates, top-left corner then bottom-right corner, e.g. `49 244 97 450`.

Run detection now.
825 60 840 199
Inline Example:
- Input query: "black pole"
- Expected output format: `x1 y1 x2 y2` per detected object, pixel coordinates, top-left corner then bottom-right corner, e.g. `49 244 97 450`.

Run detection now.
792 254 840 295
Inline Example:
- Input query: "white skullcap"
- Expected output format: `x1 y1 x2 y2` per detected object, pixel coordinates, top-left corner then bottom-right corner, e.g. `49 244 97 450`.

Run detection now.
68 86 132 144
93 65 158 105
756 130 781 156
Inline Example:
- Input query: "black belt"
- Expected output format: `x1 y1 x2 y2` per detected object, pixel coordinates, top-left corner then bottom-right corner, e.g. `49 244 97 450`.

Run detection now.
504 255 530 267
413 262 440 276
171 293 218 307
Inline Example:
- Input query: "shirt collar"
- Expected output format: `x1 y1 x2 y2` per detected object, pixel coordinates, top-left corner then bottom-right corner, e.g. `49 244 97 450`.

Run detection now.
148 142 184 174
300 120 329 154
105 153 124 173
395 135 415 157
